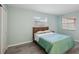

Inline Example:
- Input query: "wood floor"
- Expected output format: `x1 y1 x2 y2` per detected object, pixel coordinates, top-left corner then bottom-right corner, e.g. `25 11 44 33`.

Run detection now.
5 42 45 54
5 42 79 54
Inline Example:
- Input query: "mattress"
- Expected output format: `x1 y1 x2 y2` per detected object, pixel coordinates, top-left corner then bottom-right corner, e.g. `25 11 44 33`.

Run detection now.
34 32 74 54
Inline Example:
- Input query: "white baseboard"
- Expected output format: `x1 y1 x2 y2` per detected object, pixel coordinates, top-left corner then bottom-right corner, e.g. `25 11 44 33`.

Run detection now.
75 40 79 42
8 40 33 48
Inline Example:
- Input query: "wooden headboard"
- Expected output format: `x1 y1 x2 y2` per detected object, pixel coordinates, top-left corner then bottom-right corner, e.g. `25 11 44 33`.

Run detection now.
32 27 49 40
33 27 49 33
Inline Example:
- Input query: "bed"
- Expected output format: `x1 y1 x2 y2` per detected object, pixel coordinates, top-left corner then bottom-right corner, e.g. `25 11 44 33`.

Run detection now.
33 27 75 54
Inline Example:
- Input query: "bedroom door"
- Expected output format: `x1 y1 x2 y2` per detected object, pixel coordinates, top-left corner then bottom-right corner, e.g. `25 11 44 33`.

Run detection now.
0 6 2 54
0 5 7 53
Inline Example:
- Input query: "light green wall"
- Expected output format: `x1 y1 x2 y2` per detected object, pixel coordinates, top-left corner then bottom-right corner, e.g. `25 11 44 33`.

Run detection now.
7 5 79 46
7 6 57 46
56 12 79 42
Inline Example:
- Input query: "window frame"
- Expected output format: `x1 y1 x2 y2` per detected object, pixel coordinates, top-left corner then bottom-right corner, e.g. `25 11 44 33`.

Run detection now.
62 16 76 30
33 16 48 27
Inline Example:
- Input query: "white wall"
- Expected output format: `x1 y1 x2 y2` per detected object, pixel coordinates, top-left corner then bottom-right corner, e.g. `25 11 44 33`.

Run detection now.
7 6 57 46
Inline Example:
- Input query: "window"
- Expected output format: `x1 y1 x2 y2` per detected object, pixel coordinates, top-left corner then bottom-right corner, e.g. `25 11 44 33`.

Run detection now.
62 16 76 30
33 16 48 27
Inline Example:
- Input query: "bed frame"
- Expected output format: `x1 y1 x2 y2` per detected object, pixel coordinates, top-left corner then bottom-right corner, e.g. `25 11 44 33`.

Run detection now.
32 27 49 53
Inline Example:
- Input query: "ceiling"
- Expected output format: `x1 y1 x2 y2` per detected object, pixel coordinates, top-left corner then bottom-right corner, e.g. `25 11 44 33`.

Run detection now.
8 4 79 15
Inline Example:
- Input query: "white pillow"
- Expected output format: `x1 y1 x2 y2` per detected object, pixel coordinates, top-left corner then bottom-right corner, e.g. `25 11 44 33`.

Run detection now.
36 30 50 34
